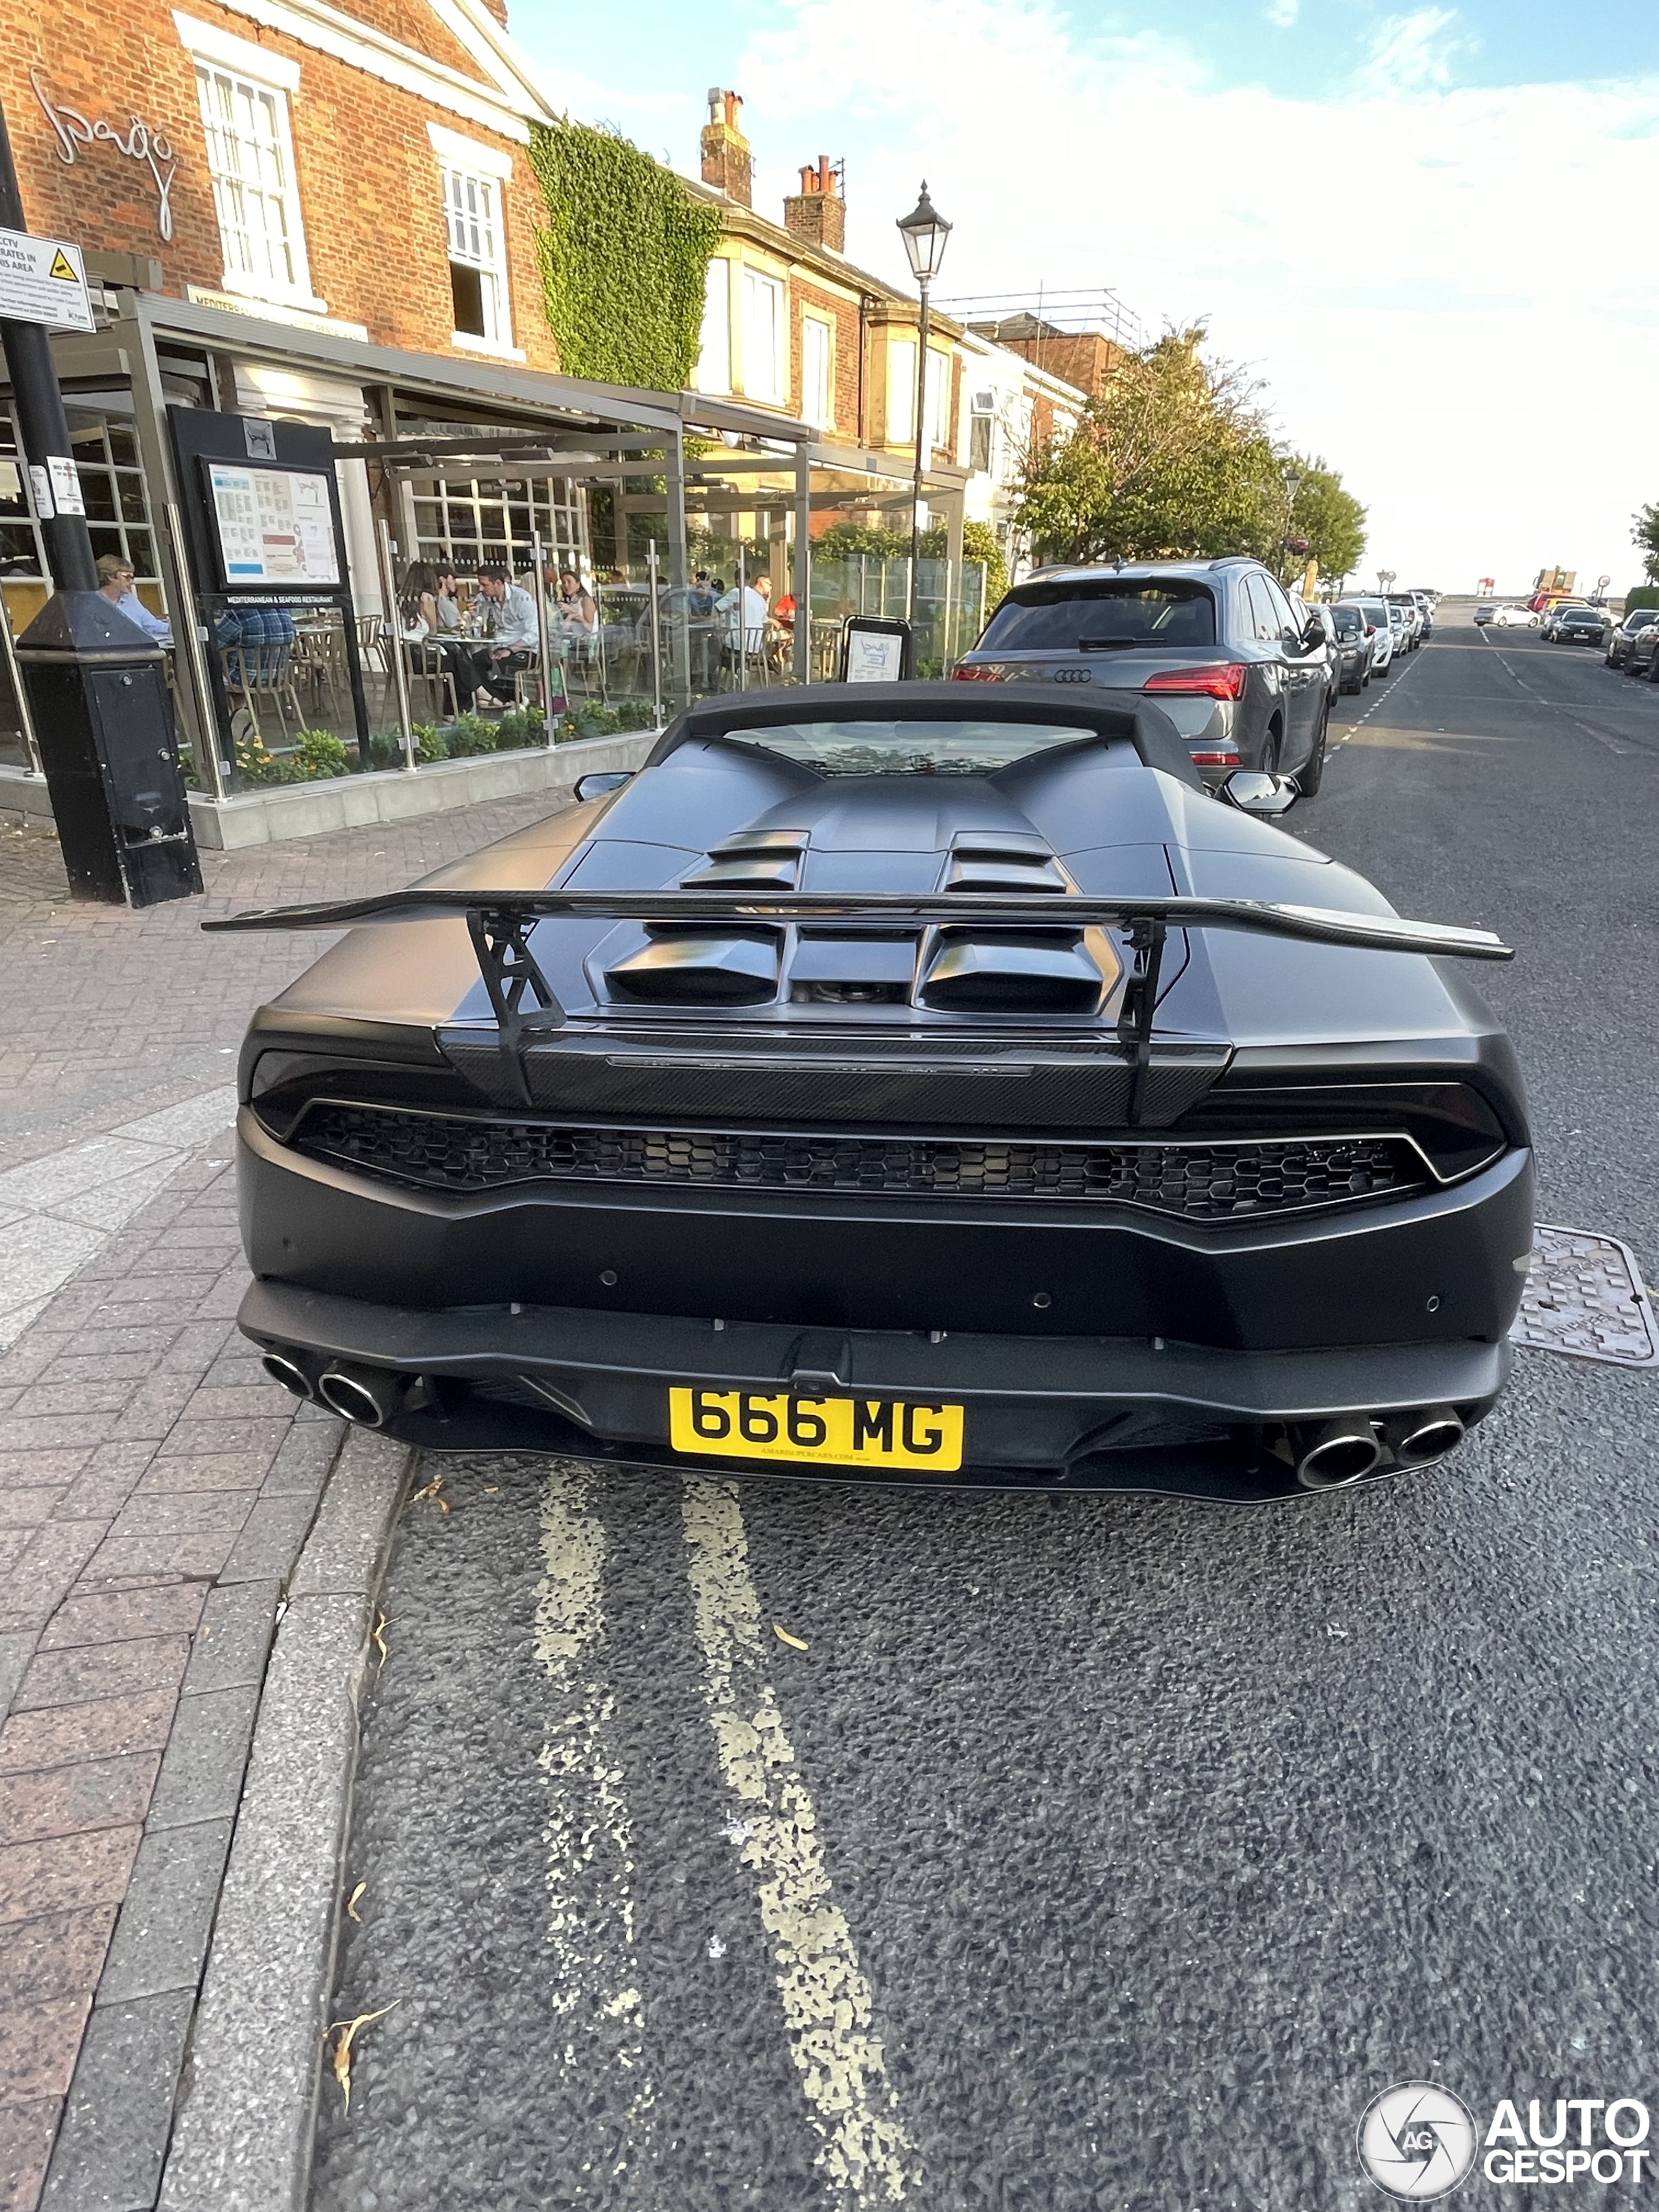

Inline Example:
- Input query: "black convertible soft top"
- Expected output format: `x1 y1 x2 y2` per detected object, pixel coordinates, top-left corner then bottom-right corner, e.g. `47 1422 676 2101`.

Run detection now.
645 681 1211 789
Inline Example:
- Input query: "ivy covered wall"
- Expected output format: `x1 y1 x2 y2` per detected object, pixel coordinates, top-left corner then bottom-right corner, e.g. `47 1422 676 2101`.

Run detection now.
529 120 721 391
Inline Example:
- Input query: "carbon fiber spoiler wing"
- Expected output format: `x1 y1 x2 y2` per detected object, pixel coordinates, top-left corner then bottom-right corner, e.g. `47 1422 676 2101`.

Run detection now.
204 889 1512 1115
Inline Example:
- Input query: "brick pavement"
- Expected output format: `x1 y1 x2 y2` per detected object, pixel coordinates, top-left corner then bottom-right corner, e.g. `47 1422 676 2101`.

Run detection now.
0 793 558 2211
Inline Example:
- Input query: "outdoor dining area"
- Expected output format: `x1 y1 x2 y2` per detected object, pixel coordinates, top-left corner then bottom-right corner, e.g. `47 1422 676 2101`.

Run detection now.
0 288 988 804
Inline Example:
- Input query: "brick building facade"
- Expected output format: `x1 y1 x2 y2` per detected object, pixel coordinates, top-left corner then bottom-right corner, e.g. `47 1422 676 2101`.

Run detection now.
6 0 559 369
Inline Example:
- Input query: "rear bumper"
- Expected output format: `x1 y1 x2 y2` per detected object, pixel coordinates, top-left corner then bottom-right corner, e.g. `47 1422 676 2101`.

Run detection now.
239 1274 1512 1502
237 1110 1533 1351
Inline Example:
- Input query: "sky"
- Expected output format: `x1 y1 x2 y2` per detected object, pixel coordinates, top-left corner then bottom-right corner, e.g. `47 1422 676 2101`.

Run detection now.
507 1 1659 594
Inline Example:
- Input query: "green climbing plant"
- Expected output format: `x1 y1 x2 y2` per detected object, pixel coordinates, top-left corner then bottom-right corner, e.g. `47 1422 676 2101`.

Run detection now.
529 120 721 390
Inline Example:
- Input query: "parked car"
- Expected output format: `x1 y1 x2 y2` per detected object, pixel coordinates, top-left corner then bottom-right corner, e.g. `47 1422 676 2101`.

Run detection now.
1387 605 1412 658
1551 605 1608 649
1295 601 1343 709
1540 600 1588 640
1472 605 1496 625
951 556 1334 792
1329 601 1372 693
1493 605 1542 628
1623 620 1659 679
1411 591 1435 639
1605 607 1659 669
209 682 1529 1501
1386 594 1423 649
1348 596 1395 673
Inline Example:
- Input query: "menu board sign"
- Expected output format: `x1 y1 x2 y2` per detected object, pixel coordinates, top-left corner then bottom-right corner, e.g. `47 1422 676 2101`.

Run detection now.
205 462 340 587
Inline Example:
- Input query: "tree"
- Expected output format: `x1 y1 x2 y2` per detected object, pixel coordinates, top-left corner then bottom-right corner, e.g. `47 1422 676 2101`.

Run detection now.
1280 458 1367 587
1015 328 1284 566
1633 502 1659 583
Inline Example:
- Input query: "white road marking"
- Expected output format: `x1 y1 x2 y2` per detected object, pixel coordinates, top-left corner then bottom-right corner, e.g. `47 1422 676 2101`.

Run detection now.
535 1461 653 2170
1476 628 1635 754
1336 646 1424 741
681 1478 918 2206
0 1085 238 1346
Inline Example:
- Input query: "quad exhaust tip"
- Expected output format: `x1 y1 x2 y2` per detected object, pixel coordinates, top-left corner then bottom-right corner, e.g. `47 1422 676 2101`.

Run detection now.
318 1367 390 1428
1295 1417 1383 1489
1294 1405 1468 1489
261 1351 314 1402
1389 1405 1465 1468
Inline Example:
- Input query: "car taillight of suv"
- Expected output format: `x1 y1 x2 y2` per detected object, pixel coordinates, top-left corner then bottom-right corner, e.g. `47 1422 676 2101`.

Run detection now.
1143 663 1249 699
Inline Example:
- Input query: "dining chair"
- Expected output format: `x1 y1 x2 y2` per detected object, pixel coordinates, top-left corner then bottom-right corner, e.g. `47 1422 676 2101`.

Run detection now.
220 642 304 745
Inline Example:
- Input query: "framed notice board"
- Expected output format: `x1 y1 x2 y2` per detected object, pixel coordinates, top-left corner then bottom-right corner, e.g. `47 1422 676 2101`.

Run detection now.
202 461 341 588
168 404 370 776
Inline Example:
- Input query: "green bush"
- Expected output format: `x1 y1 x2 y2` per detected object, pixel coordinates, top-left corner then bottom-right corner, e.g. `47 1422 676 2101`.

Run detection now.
557 699 658 741
1623 585 1659 614
413 723 447 765
294 728 351 779
445 713 501 757
492 708 548 751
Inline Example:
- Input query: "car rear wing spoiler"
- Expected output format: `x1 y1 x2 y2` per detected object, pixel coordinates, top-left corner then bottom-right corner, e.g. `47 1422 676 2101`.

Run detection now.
204 890 1512 1115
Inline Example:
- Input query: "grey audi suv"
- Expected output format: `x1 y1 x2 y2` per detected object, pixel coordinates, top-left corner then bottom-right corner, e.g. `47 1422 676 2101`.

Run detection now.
952 557 1334 794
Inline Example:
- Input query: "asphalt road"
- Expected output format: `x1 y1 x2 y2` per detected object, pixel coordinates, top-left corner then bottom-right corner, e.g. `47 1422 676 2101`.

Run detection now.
310 620 1659 2212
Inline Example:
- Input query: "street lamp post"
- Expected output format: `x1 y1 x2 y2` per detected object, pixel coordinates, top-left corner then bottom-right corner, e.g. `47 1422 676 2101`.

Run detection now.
1279 463 1303 583
896 182 952 621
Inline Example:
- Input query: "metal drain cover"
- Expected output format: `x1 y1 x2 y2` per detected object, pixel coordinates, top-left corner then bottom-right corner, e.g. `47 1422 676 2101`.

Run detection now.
1511 1224 1659 1368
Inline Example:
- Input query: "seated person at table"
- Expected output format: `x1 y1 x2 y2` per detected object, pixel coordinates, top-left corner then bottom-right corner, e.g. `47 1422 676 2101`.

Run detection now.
95 554 171 644
715 573 771 660
553 567 597 631
216 599 295 684
687 570 717 616
469 565 538 706
431 565 464 633
397 560 477 711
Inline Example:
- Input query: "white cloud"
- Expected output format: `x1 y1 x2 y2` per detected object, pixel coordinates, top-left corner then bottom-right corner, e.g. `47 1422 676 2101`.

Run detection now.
726 0 1659 588
1264 0 1300 27
1359 8 1470 94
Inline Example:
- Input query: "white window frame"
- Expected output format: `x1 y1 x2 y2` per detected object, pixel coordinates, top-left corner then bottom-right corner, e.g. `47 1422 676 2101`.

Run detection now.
694 257 732 395
426 126 518 360
802 312 833 431
175 15 321 311
887 338 916 445
739 268 785 406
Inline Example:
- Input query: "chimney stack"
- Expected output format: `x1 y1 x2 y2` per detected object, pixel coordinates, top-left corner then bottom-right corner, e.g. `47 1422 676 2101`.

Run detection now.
783 156 845 253
701 89 752 207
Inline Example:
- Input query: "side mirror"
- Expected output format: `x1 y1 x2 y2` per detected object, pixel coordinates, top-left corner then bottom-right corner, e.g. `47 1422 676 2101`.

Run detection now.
1222 769 1299 817
574 771 631 803
1301 620 1325 653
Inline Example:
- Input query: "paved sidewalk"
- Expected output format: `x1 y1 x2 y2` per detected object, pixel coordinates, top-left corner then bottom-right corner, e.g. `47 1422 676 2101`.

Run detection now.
0 793 556 2211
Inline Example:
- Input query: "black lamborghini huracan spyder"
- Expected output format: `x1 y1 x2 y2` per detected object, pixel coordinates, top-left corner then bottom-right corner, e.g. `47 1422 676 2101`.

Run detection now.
210 684 1531 1502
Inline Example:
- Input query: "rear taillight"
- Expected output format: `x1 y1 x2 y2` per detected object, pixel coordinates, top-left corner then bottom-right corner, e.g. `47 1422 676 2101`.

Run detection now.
1144 662 1249 700
951 664 1001 682
1189 748 1242 768
1365 623 1376 636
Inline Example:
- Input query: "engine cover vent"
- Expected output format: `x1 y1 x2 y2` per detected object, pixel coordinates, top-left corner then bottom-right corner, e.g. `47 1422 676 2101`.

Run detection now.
606 929 780 1005
920 930 1108 1014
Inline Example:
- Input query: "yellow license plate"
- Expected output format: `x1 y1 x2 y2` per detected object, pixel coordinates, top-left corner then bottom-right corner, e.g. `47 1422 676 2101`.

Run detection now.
669 1388 964 1473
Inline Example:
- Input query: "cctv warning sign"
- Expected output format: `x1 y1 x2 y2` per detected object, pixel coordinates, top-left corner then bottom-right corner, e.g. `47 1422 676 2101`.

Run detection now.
0 228 95 333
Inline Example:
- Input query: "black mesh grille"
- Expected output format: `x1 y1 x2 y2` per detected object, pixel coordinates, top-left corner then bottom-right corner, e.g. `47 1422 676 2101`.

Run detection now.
294 1102 1425 1219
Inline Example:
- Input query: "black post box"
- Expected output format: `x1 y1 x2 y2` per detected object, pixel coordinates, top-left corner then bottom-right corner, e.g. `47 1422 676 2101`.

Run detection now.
16 590 203 907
